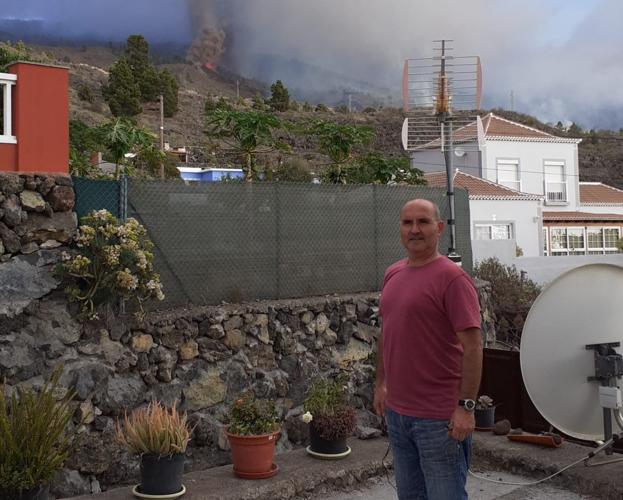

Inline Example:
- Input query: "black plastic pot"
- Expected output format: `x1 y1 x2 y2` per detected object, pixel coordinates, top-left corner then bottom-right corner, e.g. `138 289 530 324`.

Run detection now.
139 453 185 496
309 424 348 455
15 485 49 500
475 407 496 429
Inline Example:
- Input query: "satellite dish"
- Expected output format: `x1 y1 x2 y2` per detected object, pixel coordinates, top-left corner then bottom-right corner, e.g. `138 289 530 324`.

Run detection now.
521 264 623 442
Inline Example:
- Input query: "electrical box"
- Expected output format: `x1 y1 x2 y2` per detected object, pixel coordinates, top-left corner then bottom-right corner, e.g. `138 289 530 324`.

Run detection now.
599 386 622 409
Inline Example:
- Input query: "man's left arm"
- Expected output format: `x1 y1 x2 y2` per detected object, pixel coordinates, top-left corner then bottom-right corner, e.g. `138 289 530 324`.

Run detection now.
448 327 483 441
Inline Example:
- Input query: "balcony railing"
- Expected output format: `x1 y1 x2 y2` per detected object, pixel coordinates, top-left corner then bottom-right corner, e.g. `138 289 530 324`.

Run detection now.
545 181 567 204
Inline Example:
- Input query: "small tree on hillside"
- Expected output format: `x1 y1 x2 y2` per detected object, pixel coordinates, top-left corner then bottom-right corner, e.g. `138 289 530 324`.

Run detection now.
95 118 156 179
103 58 142 117
205 108 289 181
309 120 374 183
341 152 426 185
159 68 179 117
269 80 290 112
124 35 160 102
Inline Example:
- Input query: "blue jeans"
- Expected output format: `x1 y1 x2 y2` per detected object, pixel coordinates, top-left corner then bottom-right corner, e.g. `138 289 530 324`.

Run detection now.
385 407 471 500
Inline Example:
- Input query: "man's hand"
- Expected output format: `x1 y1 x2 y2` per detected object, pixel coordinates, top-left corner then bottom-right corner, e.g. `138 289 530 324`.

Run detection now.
373 383 387 416
448 407 475 441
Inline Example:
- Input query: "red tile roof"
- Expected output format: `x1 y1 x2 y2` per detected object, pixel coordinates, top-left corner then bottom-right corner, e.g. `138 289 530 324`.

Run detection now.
424 170 542 201
543 211 623 222
580 182 623 205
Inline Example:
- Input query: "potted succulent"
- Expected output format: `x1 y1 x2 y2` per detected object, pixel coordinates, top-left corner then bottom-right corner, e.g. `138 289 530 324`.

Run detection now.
302 375 356 459
225 393 281 479
475 395 496 430
116 401 191 498
0 367 78 500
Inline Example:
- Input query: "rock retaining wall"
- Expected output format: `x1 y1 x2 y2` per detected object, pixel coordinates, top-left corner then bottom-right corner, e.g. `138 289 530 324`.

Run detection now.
0 172 76 260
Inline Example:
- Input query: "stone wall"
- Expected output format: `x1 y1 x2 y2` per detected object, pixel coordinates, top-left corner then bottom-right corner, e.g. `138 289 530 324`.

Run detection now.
0 173 77 260
1 286 496 498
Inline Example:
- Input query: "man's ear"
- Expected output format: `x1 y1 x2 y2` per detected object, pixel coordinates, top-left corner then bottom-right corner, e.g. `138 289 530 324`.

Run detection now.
437 220 445 233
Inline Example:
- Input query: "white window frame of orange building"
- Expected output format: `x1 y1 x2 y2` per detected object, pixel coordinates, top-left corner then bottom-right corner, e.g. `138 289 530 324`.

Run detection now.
0 72 17 144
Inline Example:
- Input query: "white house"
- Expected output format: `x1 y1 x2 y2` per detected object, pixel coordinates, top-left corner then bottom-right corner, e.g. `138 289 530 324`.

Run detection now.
411 113 623 264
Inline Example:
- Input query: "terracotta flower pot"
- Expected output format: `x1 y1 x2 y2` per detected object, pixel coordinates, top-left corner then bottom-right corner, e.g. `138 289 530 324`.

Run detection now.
226 429 280 479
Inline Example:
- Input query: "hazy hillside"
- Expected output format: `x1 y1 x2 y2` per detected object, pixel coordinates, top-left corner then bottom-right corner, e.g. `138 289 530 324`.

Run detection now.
26 44 623 187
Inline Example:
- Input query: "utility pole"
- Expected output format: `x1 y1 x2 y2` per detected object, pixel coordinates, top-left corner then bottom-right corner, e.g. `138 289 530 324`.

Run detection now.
159 94 165 180
236 80 240 99
435 39 460 265
348 93 352 113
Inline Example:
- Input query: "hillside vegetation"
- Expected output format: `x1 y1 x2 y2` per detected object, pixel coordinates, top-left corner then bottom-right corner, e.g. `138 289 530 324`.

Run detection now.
13 43 623 188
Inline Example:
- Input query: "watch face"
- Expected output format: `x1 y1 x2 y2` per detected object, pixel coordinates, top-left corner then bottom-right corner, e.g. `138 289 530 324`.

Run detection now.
460 399 476 411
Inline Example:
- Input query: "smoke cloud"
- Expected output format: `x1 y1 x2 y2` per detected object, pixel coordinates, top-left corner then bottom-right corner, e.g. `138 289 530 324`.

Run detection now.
3 0 622 129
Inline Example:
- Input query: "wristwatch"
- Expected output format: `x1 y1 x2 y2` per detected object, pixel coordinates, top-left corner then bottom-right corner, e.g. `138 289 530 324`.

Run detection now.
458 399 476 412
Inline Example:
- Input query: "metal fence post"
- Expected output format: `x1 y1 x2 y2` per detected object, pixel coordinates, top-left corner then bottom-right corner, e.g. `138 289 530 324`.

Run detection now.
119 175 128 222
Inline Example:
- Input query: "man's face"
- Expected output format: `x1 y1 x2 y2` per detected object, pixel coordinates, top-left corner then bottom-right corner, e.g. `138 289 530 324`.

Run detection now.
399 201 444 259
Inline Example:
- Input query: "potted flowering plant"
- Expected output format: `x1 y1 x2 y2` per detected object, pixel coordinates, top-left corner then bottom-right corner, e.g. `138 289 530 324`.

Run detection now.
475 395 496 430
224 393 281 479
0 367 78 500
55 209 164 319
116 401 191 498
302 375 356 459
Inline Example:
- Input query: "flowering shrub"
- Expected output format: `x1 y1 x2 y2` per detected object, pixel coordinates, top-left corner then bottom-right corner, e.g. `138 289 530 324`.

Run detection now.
56 209 164 318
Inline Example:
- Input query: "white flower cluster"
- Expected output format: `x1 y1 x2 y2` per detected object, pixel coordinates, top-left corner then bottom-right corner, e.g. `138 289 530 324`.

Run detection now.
116 268 138 291
301 411 313 424
146 279 165 301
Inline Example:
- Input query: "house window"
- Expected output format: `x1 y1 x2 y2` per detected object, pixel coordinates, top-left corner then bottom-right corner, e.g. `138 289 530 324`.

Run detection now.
548 226 621 256
587 227 604 255
496 159 520 191
0 72 17 142
474 223 513 240
544 161 567 203
567 228 585 255
604 227 620 254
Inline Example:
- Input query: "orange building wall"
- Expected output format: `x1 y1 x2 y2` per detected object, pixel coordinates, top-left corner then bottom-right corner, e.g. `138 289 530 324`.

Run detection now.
9 62 69 174
0 144 17 171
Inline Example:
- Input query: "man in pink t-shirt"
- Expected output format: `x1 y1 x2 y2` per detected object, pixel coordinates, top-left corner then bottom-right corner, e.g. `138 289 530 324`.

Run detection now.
374 199 482 500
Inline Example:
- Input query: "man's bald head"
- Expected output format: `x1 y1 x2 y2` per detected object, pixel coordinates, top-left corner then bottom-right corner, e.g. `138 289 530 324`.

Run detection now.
400 199 442 222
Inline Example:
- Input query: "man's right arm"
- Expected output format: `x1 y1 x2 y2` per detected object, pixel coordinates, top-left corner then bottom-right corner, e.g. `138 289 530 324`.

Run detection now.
373 328 386 416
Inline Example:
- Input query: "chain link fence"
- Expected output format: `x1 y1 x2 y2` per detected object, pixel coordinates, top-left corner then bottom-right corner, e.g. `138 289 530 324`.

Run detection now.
73 177 122 221
124 180 472 308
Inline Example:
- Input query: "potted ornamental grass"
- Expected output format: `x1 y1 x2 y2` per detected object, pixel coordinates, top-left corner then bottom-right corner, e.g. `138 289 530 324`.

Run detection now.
0 367 78 500
302 375 356 459
116 401 191 498
475 395 496 430
225 393 281 479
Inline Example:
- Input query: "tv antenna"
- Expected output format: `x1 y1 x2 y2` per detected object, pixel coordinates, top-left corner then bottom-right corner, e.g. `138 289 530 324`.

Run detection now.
522 264 623 466
401 40 483 264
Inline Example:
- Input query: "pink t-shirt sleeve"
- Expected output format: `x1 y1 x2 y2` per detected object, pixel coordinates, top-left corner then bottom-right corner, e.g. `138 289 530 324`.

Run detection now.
443 274 481 333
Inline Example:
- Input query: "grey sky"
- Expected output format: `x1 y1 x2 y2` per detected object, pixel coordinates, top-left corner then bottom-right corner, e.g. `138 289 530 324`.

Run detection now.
3 0 621 130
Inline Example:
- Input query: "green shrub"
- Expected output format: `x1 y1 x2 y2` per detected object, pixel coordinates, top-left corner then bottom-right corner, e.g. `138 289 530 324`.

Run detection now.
225 393 280 436
474 257 541 346
303 375 356 441
55 209 164 319
0 367 77 497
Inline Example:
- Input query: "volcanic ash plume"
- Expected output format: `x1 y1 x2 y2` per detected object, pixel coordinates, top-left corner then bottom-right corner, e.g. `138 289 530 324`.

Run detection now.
186 27 226 70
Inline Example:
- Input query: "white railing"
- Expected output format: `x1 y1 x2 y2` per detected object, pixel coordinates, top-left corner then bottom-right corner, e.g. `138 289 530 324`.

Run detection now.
545 181 567 203
0 72 17 143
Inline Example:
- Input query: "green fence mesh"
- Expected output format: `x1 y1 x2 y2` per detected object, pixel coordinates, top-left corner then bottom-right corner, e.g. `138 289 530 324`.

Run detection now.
126 180 473 308
73 177 121 222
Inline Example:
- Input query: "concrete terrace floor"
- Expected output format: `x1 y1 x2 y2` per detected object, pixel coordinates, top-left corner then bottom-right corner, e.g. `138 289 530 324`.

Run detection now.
65 433 623 500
